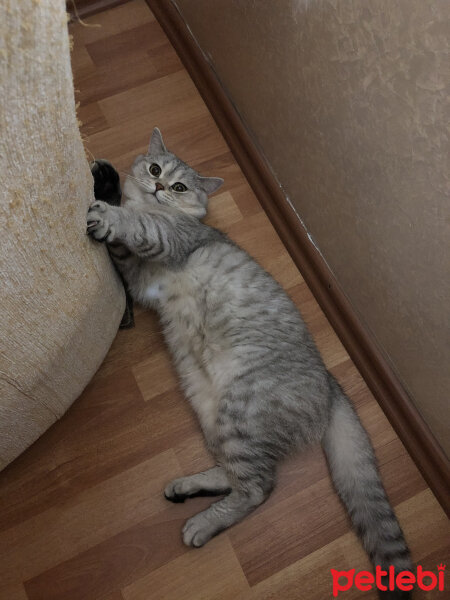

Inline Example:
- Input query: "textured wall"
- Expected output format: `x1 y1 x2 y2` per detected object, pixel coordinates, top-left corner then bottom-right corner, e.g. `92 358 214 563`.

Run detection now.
0 0 125 469
175 0 450 455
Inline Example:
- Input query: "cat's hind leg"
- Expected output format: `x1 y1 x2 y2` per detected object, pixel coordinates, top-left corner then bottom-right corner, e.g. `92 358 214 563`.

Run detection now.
181 452 276 547
179 392 278 547
181 467 275 547
164 466 231 503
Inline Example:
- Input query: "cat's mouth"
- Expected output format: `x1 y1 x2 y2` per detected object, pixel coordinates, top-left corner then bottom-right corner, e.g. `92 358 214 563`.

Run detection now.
144 190 162 205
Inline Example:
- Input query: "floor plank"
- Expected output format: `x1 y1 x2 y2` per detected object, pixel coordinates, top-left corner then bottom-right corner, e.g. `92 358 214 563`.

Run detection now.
122 536 249 600
0 450 181 586
0 1 448 599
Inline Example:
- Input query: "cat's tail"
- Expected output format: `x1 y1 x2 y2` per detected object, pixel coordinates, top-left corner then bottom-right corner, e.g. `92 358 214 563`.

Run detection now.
322 376 413 599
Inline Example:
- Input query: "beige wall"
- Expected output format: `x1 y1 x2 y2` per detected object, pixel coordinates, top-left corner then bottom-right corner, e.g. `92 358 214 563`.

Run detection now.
175 0 450 455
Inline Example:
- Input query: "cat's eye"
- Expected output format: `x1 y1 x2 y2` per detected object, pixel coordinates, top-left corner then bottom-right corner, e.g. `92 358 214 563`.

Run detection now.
172 182 187 193
149 163 161 177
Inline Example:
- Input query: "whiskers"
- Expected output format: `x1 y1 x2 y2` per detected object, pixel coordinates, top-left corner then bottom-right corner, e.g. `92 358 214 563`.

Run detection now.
119 171 146 185
120 171 155 193
157 194 176 206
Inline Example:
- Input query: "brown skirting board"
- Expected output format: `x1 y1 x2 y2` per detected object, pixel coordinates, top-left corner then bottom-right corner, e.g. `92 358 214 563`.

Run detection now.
145 0 449 514
66 0 130 21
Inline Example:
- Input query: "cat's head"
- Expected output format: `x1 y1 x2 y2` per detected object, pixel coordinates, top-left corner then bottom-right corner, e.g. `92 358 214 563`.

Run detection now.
122 128 223 218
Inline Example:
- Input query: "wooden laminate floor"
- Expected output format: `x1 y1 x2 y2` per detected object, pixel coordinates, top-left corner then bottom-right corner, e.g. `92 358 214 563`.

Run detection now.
0 1 448 599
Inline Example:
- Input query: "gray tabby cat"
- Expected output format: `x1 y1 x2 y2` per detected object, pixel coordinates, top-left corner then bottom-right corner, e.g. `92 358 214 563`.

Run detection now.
87 128 412 598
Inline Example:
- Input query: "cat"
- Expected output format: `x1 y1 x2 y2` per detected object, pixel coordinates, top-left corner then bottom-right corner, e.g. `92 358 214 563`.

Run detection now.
88 128 412 598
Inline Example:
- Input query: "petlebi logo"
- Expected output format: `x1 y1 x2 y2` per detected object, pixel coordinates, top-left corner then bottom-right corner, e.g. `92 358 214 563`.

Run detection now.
330 564 446 596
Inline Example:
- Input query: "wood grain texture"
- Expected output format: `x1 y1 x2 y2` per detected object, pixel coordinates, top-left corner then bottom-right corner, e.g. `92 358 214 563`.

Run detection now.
0 2 448 599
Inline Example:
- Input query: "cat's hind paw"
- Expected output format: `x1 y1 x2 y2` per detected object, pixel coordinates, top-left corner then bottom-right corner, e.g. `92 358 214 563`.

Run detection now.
164 476 230 503
164 477 201 502
182 512 222 548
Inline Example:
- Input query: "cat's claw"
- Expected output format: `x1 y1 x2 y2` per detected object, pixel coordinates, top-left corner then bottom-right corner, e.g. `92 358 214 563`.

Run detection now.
87 200 114 242
88 200 108 213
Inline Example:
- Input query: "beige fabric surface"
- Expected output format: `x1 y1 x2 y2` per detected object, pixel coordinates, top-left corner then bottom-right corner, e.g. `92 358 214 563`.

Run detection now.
0 0 125 470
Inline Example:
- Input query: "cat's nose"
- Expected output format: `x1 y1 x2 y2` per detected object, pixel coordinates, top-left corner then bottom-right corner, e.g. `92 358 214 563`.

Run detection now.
155 182 164 192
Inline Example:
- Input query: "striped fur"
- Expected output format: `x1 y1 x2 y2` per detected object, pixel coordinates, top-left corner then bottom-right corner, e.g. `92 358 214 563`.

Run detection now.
88 129 412 598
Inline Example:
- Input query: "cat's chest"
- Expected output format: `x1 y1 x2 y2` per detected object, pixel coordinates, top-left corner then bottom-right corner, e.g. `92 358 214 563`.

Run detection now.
142 280 165 304
140 271 202 326
136 269 177 306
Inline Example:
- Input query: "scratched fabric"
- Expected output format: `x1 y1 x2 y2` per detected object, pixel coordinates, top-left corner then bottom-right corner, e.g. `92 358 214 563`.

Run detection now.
0 0 125 469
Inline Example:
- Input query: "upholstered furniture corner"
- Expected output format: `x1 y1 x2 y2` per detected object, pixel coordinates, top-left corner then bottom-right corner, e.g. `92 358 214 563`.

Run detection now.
0 0 125 470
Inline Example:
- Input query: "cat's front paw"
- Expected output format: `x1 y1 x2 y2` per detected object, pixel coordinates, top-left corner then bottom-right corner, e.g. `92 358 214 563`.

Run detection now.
87 200 115 243
91 159 122 206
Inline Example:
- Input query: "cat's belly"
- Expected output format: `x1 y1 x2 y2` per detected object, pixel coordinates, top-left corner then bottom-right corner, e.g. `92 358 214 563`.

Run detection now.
135 268 235 441
179 360 220 444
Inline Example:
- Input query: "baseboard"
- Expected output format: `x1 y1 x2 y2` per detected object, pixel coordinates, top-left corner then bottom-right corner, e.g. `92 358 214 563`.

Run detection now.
67 0 130 21
146 0 449 515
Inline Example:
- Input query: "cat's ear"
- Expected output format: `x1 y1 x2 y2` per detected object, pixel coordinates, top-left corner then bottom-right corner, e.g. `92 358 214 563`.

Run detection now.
198 176 224 196
148 127 166 155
